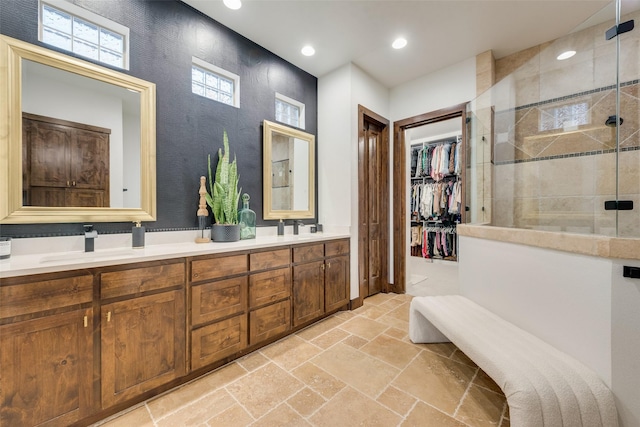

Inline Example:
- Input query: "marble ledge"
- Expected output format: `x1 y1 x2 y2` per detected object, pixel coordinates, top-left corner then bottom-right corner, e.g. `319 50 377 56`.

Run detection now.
0 231 351 278
457 224 640 261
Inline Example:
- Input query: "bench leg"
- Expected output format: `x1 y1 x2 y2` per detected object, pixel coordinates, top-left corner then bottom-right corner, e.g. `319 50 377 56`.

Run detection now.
409 299 451 344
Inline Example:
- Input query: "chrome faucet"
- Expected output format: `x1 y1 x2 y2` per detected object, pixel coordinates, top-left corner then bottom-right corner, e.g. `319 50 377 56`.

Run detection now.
84 225 98 252
293 220 304 235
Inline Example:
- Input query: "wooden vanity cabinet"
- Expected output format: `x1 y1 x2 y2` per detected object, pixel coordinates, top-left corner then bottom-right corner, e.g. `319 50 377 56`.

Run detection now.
99 260 186 408
248 248 291 345
324 240 350 312
292 239 350 327
0 271 94 427
190 254 249 371
292 244 325 327
0 237 350 426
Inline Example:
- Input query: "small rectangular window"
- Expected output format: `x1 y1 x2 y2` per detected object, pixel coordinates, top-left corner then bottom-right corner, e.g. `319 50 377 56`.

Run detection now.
275 93 305 129
39 0 129 69
539 100 590 132
192 57 240 108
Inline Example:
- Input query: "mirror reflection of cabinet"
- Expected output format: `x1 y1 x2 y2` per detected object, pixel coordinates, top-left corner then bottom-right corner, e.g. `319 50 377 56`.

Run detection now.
263 120 315 220
22 113 110 207
0 35 156 224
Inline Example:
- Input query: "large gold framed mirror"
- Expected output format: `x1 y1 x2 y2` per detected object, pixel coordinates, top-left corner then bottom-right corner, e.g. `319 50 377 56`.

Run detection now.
0 35 156 224
263 120 315 220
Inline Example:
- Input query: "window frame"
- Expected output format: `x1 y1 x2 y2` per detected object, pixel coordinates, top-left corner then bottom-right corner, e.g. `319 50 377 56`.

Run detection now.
192 57 240 108
275 93 305 129
38 0 130 70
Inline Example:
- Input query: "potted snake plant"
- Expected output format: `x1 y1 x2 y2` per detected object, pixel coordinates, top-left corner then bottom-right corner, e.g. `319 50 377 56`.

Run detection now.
205 130 242 242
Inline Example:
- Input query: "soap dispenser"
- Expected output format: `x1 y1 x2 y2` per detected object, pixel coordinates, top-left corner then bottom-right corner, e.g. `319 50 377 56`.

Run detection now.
132 221 145 248
277 219 285 236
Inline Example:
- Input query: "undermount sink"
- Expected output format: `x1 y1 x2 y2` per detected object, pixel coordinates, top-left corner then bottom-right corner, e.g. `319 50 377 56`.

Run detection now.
40 249 137 263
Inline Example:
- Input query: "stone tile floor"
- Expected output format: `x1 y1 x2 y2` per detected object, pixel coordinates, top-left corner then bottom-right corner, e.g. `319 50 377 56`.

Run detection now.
94 293 509 427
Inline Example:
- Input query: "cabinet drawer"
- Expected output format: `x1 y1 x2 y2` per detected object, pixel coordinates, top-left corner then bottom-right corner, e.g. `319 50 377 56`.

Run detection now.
191 254 248 283
293 244 324 263
0 273 93 319
250 248 290 271
249 299 291 345
101 261 185 300
192 276 247 326
191 314 247 370
325 239 349 257
249 268 290 309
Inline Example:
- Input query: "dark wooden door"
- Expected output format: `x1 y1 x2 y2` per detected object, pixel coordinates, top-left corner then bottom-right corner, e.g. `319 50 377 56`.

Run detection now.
324 255 350 312
292 261 324 326
101 291 185 408
24 119 71 188
22 113 111 207
71 128 109 191
0 308 93 427
359 107 389 300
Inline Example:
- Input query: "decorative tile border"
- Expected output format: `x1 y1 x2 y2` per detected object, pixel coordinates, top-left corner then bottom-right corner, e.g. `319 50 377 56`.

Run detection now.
494 145 640 166
504 79 640 112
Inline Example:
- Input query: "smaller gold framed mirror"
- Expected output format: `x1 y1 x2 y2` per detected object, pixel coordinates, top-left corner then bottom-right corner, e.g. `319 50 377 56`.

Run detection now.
263 120 315 220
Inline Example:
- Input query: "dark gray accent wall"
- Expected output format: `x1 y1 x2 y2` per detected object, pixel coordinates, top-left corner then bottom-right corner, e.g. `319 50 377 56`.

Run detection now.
0 0 317 238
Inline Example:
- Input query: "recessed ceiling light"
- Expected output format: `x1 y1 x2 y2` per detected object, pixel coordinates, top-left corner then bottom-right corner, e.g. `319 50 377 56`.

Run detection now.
392 38 407 49
557 50 576 60
301 45 315 56
223 0 242 10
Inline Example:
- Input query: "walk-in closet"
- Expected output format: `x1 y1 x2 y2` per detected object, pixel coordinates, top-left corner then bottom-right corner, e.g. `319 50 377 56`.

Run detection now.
408 118 464 264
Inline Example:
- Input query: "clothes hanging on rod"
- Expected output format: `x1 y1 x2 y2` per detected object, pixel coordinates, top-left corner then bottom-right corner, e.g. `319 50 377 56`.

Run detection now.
413 138 461 182
411 181 462 222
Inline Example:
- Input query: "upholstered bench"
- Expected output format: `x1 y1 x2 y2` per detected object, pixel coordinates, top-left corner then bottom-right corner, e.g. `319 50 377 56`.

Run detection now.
409 295 618 427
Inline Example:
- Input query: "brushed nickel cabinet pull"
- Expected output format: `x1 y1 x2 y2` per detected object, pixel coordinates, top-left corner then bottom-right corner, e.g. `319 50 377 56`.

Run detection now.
107 311 112 322
84 316 88 327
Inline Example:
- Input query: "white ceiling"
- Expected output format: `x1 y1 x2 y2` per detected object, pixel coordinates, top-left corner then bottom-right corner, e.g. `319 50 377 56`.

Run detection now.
180 0 620 88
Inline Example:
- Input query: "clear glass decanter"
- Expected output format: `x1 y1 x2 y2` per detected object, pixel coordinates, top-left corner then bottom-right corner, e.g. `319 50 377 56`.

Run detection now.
238 193 256 239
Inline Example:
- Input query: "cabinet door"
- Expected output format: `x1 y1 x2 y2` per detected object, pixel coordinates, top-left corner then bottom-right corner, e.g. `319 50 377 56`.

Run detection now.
0 308 93 427
24 119 71 188
325 255 350 312
70 129 109 190
249 299 290 345
191 314 247 370
101 291 186 408
292 261 325 326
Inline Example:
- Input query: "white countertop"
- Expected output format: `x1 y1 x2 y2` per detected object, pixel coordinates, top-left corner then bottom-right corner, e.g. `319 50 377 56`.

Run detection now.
0 232 350 278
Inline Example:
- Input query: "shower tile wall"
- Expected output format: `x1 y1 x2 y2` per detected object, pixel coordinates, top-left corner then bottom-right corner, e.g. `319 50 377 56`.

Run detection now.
489 10 640 236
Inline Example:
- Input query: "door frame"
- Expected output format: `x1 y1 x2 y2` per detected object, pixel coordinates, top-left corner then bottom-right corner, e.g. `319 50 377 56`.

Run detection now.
356 105 390 308
392 103 467 293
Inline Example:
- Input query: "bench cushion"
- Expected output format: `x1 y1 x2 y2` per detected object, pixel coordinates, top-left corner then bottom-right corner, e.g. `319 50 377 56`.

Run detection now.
409 295 618 427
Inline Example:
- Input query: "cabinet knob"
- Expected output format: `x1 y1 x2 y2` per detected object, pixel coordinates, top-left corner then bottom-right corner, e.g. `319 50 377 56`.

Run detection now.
72 180 76 186
327 262 331 269
67 180 70 186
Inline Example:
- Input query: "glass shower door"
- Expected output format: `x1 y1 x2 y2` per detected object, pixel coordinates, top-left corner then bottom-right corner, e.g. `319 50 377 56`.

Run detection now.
616 0 640 238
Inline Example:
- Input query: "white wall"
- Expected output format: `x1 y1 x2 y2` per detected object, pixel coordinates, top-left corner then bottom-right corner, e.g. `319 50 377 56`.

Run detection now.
318 63 389 300
611 259 640 427
390 57 476 122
